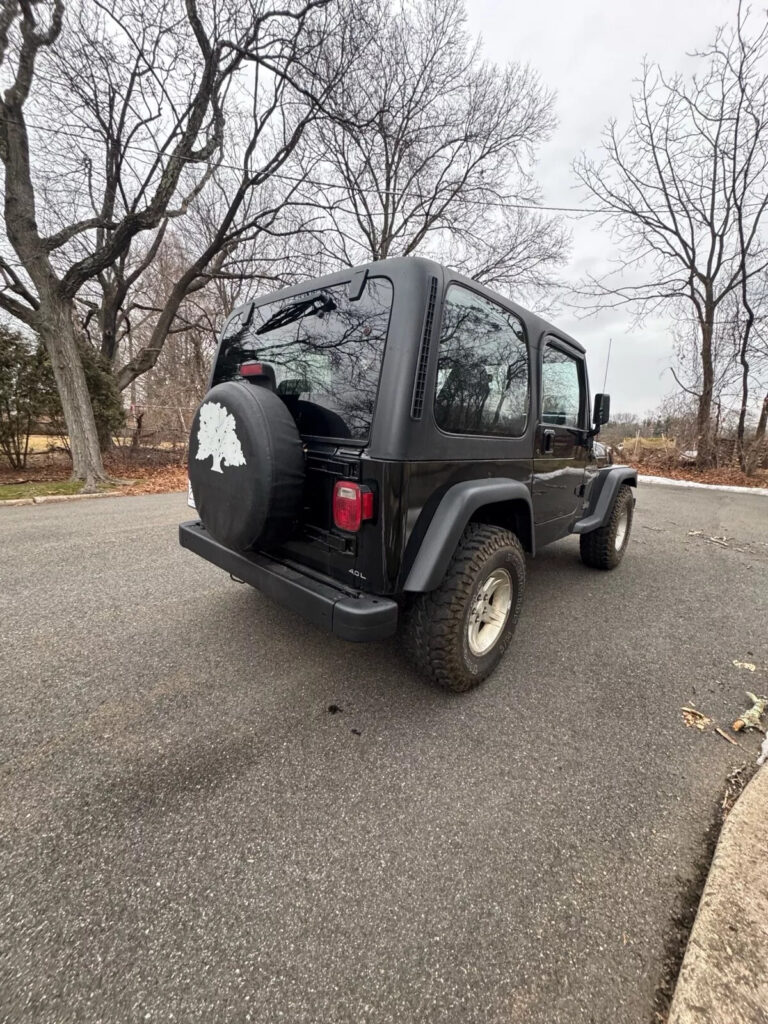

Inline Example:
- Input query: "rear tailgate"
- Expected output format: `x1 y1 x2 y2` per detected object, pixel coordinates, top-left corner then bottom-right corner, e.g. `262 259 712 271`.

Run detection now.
206 272 396 591
276 445 372 587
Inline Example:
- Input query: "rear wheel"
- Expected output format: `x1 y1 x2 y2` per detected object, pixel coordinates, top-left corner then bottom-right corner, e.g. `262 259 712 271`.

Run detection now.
404 524 526 692
579 484 634 570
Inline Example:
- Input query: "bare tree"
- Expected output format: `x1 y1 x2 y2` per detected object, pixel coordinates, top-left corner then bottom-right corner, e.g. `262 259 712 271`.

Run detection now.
102 12 357 394
113 213 317 436
304 0 567 301
731 268 768 467
669 297 743 447
574 2 768 466
0 0 334 487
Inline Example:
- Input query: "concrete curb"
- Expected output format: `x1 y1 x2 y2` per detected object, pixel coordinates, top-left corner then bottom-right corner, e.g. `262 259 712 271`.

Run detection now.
668 766 768 1024
0 490 123 508
637 474 768 496
0 488 186 508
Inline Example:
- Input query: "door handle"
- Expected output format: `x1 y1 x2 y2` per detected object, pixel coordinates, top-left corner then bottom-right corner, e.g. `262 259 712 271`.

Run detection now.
543 428 555 454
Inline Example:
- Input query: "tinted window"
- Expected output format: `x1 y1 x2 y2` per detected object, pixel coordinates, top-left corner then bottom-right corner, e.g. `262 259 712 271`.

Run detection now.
541 346 583 427
434 285 529 436
213 278 393 440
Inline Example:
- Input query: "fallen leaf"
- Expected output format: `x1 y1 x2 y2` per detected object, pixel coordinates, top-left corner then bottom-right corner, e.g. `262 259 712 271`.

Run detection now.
682 707 712 730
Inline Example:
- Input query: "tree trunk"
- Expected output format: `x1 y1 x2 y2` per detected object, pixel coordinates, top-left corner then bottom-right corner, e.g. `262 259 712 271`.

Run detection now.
735 317 754 473
713 399 722 466
696 317 715 467
756 394 768 442
40 298 109 489
745 393 768 477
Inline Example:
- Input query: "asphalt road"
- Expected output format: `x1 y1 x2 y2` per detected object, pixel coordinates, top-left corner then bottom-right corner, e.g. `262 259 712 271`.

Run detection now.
1 484 767 1024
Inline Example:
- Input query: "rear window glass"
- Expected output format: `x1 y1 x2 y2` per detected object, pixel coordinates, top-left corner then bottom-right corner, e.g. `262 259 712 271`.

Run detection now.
213 278 393 441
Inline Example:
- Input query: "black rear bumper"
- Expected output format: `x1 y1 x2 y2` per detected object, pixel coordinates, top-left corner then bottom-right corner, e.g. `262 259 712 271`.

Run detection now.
179 521 398 642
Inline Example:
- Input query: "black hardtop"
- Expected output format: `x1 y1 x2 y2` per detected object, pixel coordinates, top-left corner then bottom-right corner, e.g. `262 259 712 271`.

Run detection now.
212 255 588 461
223 255 585 356
421 258 586 355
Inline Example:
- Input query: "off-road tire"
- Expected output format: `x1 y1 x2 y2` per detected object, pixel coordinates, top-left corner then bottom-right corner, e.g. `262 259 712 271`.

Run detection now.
404 524 526 693
189 380 304 551
579 484 634 570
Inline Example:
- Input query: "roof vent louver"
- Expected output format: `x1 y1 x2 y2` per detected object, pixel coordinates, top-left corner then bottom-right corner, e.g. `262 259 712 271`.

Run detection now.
410 276 438 420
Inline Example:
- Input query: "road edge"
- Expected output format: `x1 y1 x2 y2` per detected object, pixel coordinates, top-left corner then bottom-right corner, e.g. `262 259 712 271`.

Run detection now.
636 474 768 496
3 473 766 507
0 488 187 507
0 490 124 507
667 765 768 1024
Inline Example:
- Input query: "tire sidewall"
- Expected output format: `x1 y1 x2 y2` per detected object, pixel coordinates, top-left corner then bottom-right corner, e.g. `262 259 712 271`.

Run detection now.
458 544 524 681
609 487 634 561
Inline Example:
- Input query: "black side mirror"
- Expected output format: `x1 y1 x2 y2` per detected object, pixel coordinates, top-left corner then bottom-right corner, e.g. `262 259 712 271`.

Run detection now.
593 393 610 427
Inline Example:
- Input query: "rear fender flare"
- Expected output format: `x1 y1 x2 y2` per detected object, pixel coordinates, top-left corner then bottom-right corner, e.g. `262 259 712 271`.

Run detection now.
573 466 637 535
403 479 534 593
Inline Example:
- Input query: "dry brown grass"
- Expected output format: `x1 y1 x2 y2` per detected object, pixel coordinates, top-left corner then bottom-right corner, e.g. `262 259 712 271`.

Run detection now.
0 445 188 497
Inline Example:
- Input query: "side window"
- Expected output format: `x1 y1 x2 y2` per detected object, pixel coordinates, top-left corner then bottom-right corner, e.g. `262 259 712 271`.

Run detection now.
434 284 529 437
541 345 583 427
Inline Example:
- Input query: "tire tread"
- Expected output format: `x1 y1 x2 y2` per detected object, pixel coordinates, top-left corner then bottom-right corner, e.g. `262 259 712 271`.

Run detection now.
579 484 634 570
405 524 525 692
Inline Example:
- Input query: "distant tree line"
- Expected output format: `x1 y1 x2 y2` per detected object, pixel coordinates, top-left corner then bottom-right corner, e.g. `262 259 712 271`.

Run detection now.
575 0 768 472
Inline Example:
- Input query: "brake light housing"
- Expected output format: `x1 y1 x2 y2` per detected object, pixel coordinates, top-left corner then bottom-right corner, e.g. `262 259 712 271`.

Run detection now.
240 361 277 390
333 481 374 532
240 361 265 377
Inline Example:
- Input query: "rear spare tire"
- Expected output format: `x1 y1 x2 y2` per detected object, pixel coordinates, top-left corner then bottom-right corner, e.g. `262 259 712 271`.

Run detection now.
188 380 304 551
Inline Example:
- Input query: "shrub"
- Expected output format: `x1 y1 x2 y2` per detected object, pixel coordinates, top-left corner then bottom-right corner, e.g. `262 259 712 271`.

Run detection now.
0 329 56 470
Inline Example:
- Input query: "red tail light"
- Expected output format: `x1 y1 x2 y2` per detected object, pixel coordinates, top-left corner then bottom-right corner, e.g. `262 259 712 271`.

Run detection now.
240 361 265 377
333 481 374 532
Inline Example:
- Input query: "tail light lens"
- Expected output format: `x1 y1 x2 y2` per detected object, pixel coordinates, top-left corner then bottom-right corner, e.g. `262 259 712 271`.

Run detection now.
333 481 374 532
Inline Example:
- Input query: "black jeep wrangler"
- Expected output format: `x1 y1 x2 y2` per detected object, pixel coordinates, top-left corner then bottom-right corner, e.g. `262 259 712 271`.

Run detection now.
180 257 636 691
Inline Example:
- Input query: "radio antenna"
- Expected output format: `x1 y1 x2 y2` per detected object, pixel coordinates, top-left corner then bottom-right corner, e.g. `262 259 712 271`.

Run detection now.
602 337 612 393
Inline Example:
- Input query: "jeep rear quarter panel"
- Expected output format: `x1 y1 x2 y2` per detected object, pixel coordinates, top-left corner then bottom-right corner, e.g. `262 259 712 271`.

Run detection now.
371 261 594 590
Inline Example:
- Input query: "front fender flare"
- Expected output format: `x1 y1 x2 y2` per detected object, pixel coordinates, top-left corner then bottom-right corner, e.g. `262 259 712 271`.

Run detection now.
573 466 637 535
403 479 534 593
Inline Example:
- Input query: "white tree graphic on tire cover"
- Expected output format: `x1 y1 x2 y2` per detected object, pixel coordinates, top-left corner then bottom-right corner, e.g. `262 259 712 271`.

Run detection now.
195 402 246 473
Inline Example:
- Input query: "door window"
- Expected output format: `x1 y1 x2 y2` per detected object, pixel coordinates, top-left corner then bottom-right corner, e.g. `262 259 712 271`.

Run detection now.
434 285 529 436
541 345 583 427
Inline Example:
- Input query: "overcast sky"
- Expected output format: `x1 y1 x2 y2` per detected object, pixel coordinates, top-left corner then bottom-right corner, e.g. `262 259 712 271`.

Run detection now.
465 0 736 415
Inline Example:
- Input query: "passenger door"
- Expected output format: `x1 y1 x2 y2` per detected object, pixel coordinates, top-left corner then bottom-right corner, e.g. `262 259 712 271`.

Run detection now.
533 339 588 525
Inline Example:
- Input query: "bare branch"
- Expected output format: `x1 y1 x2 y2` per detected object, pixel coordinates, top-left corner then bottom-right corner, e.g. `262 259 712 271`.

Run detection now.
42 217 115 252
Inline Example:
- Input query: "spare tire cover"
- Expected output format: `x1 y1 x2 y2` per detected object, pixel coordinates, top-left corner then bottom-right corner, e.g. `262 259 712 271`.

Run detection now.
188 380 304 551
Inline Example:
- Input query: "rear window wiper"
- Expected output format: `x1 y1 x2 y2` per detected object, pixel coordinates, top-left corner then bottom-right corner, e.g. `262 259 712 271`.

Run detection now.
255 293 337 336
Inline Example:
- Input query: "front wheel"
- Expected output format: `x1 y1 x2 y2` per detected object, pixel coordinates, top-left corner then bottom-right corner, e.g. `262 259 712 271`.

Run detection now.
404 524 526 692
579 484 634 570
